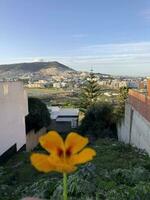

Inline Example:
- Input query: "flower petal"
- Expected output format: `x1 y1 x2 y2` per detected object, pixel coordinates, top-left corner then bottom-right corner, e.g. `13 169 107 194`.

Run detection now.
65 132 89 155
30 153 55 173
71 148 96 165
55 163 76 173
39 131 64 155
48 155 77 173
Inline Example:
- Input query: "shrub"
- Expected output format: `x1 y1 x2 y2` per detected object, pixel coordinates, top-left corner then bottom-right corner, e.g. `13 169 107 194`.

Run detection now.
79 102 117 139
25 97 51 132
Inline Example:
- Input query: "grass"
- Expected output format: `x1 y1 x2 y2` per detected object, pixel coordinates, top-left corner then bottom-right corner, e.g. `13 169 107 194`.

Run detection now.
27 87 66 95
26 87 79 106
0 138 150 199
93 139 150 170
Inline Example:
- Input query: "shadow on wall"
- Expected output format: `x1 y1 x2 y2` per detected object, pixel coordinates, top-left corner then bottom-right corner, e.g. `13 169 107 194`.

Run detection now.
26 127 47 152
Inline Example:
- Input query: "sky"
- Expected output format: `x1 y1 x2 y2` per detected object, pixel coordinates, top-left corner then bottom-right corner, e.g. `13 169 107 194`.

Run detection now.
0 0 150 76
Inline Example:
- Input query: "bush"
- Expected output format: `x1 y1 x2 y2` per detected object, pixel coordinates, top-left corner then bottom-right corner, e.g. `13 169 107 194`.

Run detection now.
79 102 117 139
25 97 51 132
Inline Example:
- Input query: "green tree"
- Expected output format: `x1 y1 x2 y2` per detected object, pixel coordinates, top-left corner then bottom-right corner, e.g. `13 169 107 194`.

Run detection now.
79 102 117 139
115 86 129 121
25 97 51 132
80 70 100 111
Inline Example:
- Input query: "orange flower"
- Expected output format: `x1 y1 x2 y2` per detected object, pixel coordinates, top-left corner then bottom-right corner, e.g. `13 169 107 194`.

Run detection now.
30 131 96 173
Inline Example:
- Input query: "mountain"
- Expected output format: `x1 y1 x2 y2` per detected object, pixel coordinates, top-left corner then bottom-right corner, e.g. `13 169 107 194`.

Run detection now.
0 61 75 79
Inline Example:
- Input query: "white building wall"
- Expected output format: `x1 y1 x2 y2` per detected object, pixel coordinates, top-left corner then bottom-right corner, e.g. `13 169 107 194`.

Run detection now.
0 82 28 155
130 110 150 153
118 103 150 155
118 103 131 144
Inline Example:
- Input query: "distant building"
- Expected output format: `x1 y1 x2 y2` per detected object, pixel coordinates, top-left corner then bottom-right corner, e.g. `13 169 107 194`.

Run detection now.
118 79 150 155
53 82 61 88
61 82 67 88
0 82 28 162
26 80 46 88
127 81 139 89
48 106 79 133
119 81 128 88
111 79 120 89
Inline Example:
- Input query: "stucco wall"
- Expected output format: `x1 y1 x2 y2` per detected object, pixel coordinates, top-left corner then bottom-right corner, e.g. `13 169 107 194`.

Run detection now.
130 109 150 153
26 127 47 152
0 82 28 156
118 103 131 144
118 102 150 155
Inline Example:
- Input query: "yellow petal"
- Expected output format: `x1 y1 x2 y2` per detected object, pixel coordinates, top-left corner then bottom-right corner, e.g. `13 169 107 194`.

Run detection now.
30 153 55 173
71 148 96 165
55 163 76 173
48 155 77 173
65 132 89 155
39 131 64 155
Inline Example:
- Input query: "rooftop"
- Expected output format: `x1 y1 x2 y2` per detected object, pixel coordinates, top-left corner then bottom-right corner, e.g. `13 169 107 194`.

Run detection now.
48 106 79 120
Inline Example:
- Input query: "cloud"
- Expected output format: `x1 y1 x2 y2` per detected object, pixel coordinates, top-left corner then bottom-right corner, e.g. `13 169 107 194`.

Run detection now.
1 41 150 76
58 42 150 75
32 58 45 62
79 42 150 55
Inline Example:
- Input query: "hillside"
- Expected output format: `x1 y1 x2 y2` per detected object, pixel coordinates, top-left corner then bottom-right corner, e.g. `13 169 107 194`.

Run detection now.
1 139 150 199
0 61 75 78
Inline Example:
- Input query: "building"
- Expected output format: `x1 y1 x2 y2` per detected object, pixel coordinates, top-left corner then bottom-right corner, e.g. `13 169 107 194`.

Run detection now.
48 106 79 133
53 82 61 88
118 79 150 155
26 80 46 88
127 80 140 89
0 82 28 162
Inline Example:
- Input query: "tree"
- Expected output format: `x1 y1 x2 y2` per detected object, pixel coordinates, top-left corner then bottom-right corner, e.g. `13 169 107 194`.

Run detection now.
79 102 117 139
115 86 129 121
80 70 100 111
25 97 51 132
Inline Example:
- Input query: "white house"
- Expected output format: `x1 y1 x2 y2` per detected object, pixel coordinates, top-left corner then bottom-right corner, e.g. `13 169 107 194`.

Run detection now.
56 108 79 128
48 106 79 133
0 82 28 160
53 82 61 88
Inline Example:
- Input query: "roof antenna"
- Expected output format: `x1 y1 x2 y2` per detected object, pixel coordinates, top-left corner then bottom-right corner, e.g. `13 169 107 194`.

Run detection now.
90 67 94 74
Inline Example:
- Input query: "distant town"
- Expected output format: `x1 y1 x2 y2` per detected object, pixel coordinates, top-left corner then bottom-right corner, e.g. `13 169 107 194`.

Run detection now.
0 61 147 91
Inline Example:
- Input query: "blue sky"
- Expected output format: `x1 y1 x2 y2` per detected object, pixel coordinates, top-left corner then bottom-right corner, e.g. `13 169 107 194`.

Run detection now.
0 0 150 76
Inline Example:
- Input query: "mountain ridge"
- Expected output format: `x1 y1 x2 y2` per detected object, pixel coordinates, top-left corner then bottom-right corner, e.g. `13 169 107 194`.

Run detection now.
0 61 75 73
0 61 76 79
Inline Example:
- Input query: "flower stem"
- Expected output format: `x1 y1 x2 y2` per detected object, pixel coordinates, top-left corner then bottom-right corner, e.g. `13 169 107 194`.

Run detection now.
63 173 68 200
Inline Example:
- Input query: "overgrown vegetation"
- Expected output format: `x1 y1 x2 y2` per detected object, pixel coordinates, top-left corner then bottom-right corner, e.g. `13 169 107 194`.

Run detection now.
25 97 51 132
115 86 129 122
1 139 150 200
79 102 117 139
